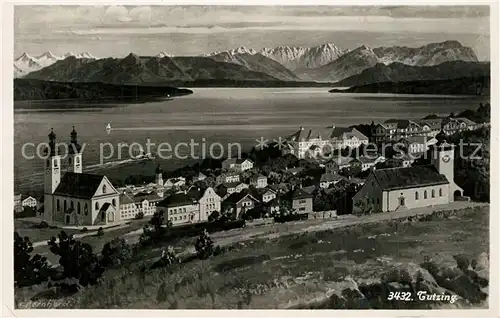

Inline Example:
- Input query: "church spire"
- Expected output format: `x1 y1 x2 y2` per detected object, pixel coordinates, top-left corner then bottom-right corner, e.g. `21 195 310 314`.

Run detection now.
70 126 77 143
46 128 57 156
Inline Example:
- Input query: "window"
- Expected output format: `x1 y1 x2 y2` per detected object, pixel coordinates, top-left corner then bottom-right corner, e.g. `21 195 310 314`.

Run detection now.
102 185 107 194
64 200 67 211
56 199 60 211
424 190 427 199
76 157 80 164
69 157 72 164
84 203 88 215
431 189 435 198
399 197 405 206
415 192 419 200
112 199 116 206
377 198 380 204
439 188 443 197
54 159 58 167
183 215 187 220
95 202 99 210
174 217 177 221
70 201 74 209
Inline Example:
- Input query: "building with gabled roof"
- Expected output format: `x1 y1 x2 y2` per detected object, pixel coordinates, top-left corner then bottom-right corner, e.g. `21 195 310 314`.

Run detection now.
222 192 260 219
352 136 463 214
319 172 344 189
41 127 121 226
222 158 254 172
330 127 369 149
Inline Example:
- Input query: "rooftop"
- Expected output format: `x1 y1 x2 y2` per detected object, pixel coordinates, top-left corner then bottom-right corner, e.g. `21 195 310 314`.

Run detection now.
372 165 449 191
320 172 344 183
53 172 107 199
157 192 197 208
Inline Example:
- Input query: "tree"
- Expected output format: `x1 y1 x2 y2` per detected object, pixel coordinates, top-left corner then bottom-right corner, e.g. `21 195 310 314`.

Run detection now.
97 227 104 237
101 238 132 268
134 211 144 220
195 230 214 260
150 211 165 237
47 231 104 286
14 232 53 287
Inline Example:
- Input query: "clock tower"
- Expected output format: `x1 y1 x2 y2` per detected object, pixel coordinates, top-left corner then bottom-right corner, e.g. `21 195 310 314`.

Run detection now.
43 128 61 222
430 130 463 200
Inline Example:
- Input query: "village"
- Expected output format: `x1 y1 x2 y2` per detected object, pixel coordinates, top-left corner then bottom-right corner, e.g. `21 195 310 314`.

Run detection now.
14 103 489 230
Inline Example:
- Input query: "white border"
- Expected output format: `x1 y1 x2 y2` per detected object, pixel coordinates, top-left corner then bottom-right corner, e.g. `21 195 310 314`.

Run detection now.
2 1 499 317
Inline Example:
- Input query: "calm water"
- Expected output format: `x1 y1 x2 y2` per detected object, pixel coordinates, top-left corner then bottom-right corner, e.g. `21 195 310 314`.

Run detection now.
14 88 486 194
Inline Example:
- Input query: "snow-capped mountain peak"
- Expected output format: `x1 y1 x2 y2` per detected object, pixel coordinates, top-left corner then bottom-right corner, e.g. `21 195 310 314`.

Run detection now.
14 51 98 78
157 52 174 58
204 46 257 57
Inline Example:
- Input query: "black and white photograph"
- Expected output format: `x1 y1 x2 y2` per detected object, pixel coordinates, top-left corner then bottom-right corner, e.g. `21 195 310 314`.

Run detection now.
6 3 496 312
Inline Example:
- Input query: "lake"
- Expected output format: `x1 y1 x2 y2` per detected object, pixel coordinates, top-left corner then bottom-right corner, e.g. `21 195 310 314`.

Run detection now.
14 88 486 194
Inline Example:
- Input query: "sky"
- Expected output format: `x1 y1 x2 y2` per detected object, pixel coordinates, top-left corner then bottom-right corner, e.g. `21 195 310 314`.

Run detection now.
14 5 491 60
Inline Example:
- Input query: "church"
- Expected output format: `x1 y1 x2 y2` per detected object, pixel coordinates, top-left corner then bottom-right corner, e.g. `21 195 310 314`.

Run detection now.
42 127 120 226
352 132 464 214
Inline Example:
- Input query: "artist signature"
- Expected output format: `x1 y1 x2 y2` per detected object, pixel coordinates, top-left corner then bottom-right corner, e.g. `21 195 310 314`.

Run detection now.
17 298 77 309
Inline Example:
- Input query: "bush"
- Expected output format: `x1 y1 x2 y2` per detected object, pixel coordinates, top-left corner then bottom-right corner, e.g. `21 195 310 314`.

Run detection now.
96 227 104 237
48 231 105 286
195 230 214 260
81 227 88 233
101 238 132 267
38 221 49 229
150 246 179 269
14 232 53 287
134 211 144 220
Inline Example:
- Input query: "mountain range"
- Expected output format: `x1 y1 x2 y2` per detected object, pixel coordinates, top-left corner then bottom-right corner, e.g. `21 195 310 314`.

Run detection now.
17 40 484 86
14 52 97 76
335 60 490 87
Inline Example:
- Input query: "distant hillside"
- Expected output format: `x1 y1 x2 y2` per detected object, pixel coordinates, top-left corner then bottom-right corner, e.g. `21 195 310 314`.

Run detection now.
209 52 299 81
14 79 193 103
329 76 490 96
24 54 282 85
302 40 480 82
335 61 490 87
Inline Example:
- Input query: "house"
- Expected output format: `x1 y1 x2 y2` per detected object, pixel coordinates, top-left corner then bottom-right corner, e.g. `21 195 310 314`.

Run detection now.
14 194 22 213
187 187 221 221
216 173 240 184
222 192 260 219
358 155 386 171
282 126 334 159
325 156 354 173
250 174 268 188
164 177 186 189
218 181 249 196
373 119 423 143
250 187 277 203
330 126 369 149
418 118 443 137
352 137 463 214
21 195 37 209
41 127 121 226
398 136 437 154
119 193 138 220
156 192 200 226
319 172 344 189
193 172 207 182
132 191 163 217
443 117 479 135
264 198 281 216
222 158 254 172
292 188 314 214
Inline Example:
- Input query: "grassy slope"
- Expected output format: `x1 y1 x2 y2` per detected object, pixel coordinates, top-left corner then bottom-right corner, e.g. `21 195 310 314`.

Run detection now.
70 206 489 309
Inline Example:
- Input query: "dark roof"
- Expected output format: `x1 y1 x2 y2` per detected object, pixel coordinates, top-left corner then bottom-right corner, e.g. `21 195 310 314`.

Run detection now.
223 192 258 205
53 172 106 199
157 192 197 207
330 127 369 140
372 165 449 191
384 119 421 129
133 192 162 203
120 193 135 204
320 173 344 182
292 188 314 200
